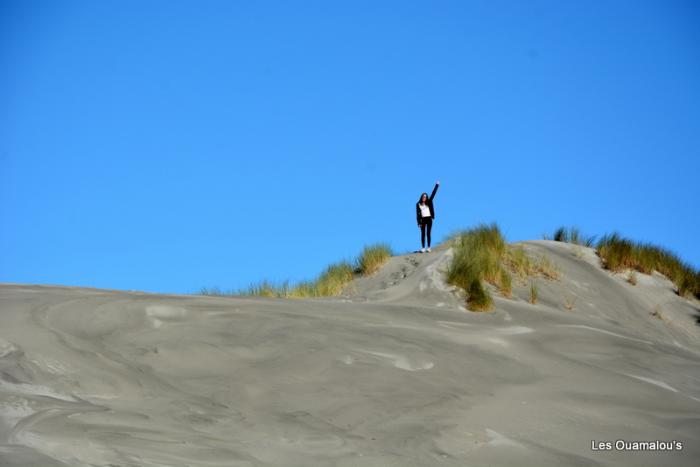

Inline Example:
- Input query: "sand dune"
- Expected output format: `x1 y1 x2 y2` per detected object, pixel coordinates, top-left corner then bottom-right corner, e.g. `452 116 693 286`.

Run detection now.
1 241 699 466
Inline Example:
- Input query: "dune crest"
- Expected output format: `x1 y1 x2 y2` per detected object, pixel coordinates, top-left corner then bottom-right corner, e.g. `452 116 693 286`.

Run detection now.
1 241 699 466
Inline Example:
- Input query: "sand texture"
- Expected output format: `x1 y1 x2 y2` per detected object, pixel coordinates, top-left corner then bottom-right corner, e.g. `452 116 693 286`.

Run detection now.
1 241 699 466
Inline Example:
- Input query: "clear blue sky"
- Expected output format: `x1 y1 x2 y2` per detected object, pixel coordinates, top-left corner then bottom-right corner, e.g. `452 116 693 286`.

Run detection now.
2 1 699 294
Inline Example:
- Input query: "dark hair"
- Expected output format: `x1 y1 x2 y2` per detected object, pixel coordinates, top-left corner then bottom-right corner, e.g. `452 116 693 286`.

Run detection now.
418 192 428 203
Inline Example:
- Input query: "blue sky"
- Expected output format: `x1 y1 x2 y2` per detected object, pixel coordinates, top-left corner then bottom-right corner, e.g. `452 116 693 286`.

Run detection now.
2 0 699 294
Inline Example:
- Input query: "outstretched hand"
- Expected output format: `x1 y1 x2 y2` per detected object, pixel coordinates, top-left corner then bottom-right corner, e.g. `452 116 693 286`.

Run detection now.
436 180 440 185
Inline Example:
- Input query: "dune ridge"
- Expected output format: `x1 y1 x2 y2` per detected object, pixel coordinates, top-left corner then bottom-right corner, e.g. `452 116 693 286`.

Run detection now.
1 240 699 466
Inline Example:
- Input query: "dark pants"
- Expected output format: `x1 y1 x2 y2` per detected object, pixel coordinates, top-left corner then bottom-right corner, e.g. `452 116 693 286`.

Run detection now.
420 217 433 248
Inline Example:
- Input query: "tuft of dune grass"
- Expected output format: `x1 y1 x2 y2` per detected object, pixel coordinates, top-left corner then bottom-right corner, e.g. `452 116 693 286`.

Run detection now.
447 223 558 311
597 233 700 298
287 280 316 298
503 246 560 282
549 226 596 247
529 282 538 304
446 224 504 311
356 243 393 276
201 244 392 298
199 286 224 296
236 280 291 298
547 228 699 299
534 254 560 280
467 279 493 311
564 295 576 311
291 261 355 297
498 268 512 298
503 247 531 281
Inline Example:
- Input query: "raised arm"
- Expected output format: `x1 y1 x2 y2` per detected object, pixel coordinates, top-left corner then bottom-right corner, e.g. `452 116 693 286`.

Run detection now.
429 181 440 201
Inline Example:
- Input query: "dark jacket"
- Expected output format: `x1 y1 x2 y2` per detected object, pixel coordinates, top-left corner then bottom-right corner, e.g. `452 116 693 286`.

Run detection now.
416 183 439 225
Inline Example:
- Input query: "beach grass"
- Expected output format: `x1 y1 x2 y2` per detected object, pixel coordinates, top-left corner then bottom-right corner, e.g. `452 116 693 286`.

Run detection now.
548 227 699 298
530 282 538 304
503 246 560 282
291 261 355 297
201 225 700 304
597 233 700 298
239 280 291 298
201 243 391 298
548 226 596 247
466 279 494 311
446 224 504 311
447 223 559 311
356 243 393 275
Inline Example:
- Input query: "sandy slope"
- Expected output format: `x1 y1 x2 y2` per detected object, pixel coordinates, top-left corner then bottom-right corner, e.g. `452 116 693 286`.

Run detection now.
1 241 699 466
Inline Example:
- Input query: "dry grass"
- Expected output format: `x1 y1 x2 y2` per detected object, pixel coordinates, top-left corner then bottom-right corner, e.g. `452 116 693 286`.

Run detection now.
533 254 559 280
356 243 393 276
530 282 538 305
502 246 560 282
564 297 576 311
240 280 291 298
502 247 530 282
499 268 513 298
564 295 576 311
287 262 355 297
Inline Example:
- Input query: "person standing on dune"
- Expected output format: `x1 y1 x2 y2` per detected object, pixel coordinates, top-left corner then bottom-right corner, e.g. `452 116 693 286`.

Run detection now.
416 181 440 253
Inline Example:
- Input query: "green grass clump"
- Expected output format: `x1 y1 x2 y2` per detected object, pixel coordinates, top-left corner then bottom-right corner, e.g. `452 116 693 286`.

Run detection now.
467 279 494 311
549 226 596 247
315 261 355 295
447 224 560 311
597 233 700 298
356 243 393 275
446 224 510 311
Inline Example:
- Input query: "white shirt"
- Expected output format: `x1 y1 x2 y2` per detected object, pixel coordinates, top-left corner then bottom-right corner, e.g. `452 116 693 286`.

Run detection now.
420 203 431 218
